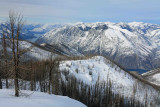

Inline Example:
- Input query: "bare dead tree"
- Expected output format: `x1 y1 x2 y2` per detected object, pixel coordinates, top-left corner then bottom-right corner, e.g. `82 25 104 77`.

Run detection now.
48 54 54 94
2 27 9 88
0 50 3 89
8 11 24 97
30 62 35 91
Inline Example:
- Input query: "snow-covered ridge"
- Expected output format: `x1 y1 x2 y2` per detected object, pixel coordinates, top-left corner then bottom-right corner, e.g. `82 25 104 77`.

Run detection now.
142 68 160 77
0 39 83 61
19 41 57 60
59 56 160 105
142 68 160 86
37 22 160 70
32 24 62 33
0 89 86 107
0 39 59 60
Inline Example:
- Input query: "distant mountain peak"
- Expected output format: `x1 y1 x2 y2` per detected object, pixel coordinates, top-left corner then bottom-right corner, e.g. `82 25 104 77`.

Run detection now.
36 22 160 70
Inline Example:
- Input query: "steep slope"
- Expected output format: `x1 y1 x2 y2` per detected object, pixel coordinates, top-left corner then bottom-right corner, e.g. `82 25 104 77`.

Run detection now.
28 24 62 42
59 56 160 106
142 68 160 86
0 39 82 60
37 22 160 70
0 40 58 60
39 43 83 56
19 41 57 60
0 89 86 107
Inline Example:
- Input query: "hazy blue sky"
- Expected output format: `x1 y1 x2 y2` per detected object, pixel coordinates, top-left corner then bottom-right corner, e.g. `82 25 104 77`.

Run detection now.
0 0 160 24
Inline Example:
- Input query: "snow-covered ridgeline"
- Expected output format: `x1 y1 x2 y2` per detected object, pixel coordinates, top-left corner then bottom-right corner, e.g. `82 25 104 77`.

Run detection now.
19 41 58 60
142 68 160 86
0 40 59 60
37 22 160 70
59 56 160 105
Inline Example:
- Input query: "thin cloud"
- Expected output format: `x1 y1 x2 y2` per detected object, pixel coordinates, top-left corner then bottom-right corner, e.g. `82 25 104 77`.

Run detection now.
0 0 159 24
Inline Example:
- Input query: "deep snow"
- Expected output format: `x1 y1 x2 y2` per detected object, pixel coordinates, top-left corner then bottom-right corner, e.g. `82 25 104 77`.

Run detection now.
0 89 86 107
59 56 160 105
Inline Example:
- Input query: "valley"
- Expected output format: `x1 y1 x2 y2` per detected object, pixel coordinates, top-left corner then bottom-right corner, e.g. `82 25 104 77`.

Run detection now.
1 21 160 107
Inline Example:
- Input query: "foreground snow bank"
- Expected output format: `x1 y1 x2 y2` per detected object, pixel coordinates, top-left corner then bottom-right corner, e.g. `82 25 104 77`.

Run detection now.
0 89 86 107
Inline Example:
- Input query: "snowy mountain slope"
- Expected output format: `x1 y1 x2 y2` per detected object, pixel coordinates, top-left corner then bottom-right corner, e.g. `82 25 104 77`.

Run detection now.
39 43 83 56
19 41 58 60
59 56 160 106
32 24 62 33
0 39 59 60
0 23 61 42
28 24 62 42
0 89 86 107
142 68 160 86
37 22 160 70
0 39 82 60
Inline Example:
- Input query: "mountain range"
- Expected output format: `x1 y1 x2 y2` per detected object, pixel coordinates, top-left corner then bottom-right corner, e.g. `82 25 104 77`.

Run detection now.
0 23 62 42
1 22 160 106
36 22 160 70
1 22 160 71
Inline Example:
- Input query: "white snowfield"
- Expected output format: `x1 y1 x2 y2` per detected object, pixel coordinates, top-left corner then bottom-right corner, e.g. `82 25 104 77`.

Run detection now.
0 89 86 107
19 41 57 60
0 40 58 60
59 56 160 105
148 73 160 86
142 68 160 86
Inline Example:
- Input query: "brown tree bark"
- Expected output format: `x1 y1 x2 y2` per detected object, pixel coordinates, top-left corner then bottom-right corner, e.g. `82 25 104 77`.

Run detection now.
0 57 2 89
48 54 54 94
2 29 8 89
8 11 24 97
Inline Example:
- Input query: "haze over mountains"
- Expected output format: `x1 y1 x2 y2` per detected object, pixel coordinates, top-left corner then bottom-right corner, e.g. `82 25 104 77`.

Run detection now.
1 21 160 71
0 23 62 42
